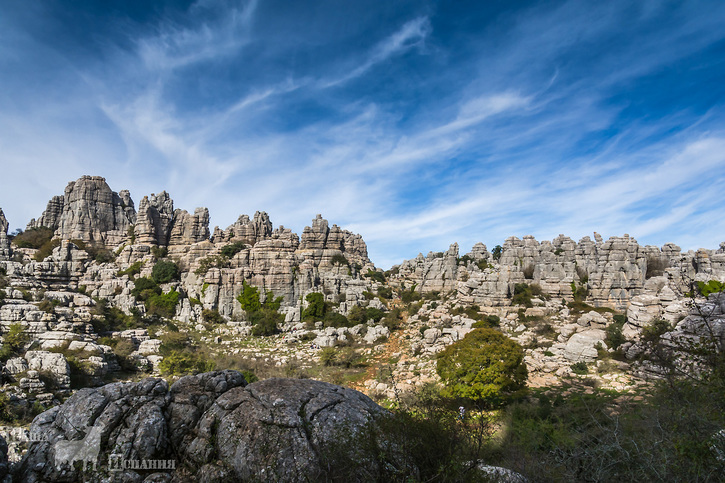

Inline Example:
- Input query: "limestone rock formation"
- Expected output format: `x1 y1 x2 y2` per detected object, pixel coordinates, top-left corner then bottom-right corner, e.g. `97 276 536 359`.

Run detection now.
27 176 136 248
168 208 210 246
133 192 174 246
0 208 10 260
16 371 396 482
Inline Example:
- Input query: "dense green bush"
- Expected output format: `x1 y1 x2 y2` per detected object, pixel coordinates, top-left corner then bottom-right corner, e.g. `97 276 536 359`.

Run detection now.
220 241 247 258
377 286 393 299
303 292 326 320
492 245 502 260
34 239 61 261
202 309 225 324
146 290 179 318
237 281 283 336
698 280 725 297
152 260 180 284
131 277 161 299
366 270 386 283
605 314 627 350
330 253 349 267
12 227 54 249
436 328 527 406
0 324 29 361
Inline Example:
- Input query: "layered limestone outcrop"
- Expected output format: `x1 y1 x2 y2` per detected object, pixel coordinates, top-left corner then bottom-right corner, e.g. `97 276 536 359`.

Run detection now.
27 176 136 247
394 233 725 313
0 208 10 261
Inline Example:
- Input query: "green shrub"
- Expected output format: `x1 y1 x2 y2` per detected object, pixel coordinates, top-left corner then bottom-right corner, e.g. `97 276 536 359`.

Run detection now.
146 290 179 319
117 261 144 278
571 361 589 375
605 314 627 349
202 309 225 324
12 227 54 249
131 277 161 300
303 292 326 320
220 241 247 258
641 319 672 343
237 281 262 313
436 328 527 406
0 324 29 361
382 308 402 331
512 283 534 307
377 286 393 299
237 281 284 336
159 351 214 376
323 312 352 328
492 245 502 261
401 289 421 303
152 260 180 284
365 270 386 283
194 255 229 275
34 239 61 261
151 246 168 259
86 245 115 263
331 253 349 267
697 280 725 297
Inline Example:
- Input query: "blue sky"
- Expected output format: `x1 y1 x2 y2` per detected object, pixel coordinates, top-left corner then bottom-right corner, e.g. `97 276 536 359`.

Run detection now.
1 0 724 268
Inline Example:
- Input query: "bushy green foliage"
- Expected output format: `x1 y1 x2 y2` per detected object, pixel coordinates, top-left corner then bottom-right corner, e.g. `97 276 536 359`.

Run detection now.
237 281 262 313
117 261 143 278
330 253 349 267
512 283 535 307
605 314 627 350
303 292 326 320
131 277 161 299
382 307 403 331
347 306 386 325
0 323 29 361
146 290 179 318
323 312 352 328
237 281 283 336
472 314 501 328
152 259 180 284
492 245 502 260
202 309 225 324
85 244 115 263
220 241 247 258
159 351 214 376
377 286 393 299
12 227 54 249
451 304 481 320
365 270 386 283
151 246 168 259
641 318 673 343
570 361 589 375
400 288 421 303
697 280 725 297
34 239 61 261
195 255 229 275
436 328 527 406
570 281 589 302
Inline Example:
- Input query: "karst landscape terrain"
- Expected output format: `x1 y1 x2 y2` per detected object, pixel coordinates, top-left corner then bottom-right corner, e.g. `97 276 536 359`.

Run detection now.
0 175 723 482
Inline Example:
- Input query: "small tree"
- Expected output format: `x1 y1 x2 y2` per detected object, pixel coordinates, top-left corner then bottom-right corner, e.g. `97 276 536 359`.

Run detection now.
152 260 180 284
436 328 527 407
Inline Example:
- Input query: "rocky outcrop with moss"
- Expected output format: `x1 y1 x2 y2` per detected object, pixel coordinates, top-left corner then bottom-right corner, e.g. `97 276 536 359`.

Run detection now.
16 371 395 482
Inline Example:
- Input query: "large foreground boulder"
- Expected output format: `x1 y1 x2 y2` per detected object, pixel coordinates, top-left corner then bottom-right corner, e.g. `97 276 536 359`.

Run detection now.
16 371 393 482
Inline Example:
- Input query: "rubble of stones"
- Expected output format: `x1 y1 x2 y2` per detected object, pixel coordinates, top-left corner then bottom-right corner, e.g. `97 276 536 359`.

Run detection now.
0 175 724 468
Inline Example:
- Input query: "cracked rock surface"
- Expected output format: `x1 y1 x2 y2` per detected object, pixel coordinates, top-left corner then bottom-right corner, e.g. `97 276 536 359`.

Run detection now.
15 371 389 482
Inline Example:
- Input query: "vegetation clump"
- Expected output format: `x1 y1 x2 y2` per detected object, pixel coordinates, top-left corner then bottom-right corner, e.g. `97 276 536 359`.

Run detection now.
436 328 527 406
237 281 283 336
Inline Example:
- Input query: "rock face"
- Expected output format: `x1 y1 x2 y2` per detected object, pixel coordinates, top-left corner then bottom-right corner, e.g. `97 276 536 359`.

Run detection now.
16 371 392 482
133 192 175 246
0 207 10 260
396 233 725 312
27 176 136 247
